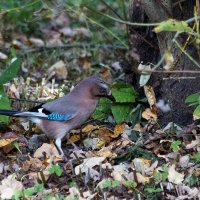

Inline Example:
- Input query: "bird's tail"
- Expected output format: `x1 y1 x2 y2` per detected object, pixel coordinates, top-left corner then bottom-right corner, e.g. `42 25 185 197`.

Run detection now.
0 109 21 117
0 109 48 119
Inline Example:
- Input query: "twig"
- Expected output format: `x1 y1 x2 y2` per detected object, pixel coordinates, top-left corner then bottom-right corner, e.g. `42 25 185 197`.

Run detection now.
1 44 127 55
139 69 200 74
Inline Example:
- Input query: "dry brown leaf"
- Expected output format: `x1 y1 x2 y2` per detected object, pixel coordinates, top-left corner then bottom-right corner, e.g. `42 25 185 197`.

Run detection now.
0 132 18 153
0 138 16 148
94 127 113 145
133 123 144 132
82 124 98 133
48 60 68 80
96 146 117 158
67 134 81 144
113 123 125 138
136 172 150 184
143 85 156 109
142 108 157 121
34 143 61 160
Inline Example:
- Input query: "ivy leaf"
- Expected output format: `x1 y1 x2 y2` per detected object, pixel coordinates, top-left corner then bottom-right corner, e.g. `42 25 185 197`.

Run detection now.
0 86 11 123
111 104 133 123
48 164 63 176
92 98 112 120
185 93 200 106
112 83 137 103
24 184 44 197
0 58 21 85
170 140 181 152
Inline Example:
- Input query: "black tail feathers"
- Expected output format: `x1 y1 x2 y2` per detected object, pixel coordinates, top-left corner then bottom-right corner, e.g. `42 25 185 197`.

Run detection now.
0 109 21 117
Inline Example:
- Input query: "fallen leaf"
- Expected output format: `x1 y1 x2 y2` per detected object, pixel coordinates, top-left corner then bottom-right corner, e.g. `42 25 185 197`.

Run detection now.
113 123 125 138
0 174 23 199
136 172 150 184
144 85 156 109
0 52 7 60
185 139 200 149
168 164 184 184
82 124 98 133
48 60 68 80
75 157 105 180
112 163 133 182
29 38 45 47
142 108 157 121
178 155 189 168
34 143 60 159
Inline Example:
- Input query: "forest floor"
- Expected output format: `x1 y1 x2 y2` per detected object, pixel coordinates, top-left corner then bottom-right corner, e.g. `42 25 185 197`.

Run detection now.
0 3 200 200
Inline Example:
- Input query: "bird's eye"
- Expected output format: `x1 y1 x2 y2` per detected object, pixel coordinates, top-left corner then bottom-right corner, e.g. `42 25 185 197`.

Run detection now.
99 87 107 95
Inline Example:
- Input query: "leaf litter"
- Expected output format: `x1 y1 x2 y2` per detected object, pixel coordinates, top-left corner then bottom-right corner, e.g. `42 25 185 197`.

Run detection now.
0 4 200 200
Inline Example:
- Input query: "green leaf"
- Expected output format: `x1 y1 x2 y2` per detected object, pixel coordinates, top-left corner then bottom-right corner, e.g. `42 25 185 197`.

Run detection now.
184 174 198 186
185 93 200 104
92 98 112 120
144 187 163 193
138 64 151 87
0 86 11 123
111 104 133 123
193 105 200 118
24 184 44 197
170 140 181 152
48 164 63 176
154 19 193 33
191 152 200 163
12 140 21 153
154 165 168 182
99 179 121 189
111 83 137 103
124 181 137 188
0 58 21 85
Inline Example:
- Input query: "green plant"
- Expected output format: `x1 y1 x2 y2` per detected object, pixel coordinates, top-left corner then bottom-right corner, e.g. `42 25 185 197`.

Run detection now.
93 83 143 124
185 93 200 118
14 184 44 199
0 57 21 123
144 187 163 193
154 165 168 182
0 0 43 33
170 140 181 152
99 179 121 189
184 174 199 186
48 164 63 176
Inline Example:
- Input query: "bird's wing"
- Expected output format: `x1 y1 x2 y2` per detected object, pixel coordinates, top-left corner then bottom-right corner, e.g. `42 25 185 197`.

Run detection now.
13 102 76 121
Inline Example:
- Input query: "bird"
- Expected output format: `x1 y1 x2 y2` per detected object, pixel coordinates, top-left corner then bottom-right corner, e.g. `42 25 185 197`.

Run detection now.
0 73 114 156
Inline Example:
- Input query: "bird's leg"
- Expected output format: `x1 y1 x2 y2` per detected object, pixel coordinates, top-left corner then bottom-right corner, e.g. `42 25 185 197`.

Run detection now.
54 137 64 156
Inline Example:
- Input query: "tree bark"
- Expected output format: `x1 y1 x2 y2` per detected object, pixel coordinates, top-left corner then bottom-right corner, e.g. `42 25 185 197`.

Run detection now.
128 0 200 125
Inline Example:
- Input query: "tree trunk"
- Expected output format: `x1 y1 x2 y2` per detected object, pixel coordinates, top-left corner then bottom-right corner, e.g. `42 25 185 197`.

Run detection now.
128 0 200 125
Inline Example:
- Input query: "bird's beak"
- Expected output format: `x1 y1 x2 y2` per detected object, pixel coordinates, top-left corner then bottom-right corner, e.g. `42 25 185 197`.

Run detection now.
106 90 115 101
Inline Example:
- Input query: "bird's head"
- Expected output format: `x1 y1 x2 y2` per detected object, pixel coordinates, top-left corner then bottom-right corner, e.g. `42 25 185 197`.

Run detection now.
79 73 115 101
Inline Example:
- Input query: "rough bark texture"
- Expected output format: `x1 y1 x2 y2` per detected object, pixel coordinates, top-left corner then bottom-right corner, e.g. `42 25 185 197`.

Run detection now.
128 0 200 126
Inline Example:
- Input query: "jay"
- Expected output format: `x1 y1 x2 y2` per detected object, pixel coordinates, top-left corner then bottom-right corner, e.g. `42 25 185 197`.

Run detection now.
0 74 114 155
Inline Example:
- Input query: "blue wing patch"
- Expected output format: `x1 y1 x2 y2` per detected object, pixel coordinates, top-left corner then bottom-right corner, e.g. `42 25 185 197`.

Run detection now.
47 113 74 121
